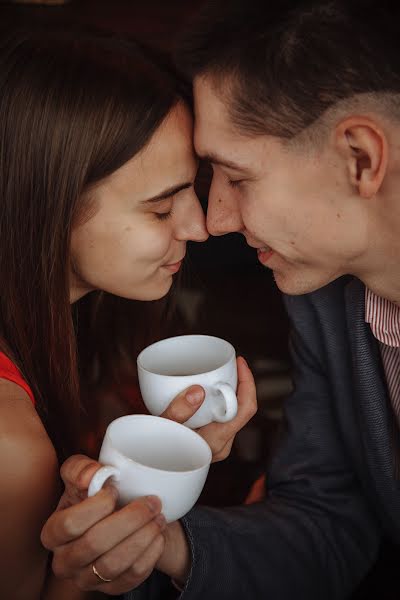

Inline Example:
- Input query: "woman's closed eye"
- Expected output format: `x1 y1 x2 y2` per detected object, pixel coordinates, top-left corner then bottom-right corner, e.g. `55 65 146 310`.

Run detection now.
155 208 173 221
150 196 174 221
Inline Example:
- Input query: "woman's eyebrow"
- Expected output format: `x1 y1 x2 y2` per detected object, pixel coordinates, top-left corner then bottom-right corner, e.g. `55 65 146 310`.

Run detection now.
140 182 193 204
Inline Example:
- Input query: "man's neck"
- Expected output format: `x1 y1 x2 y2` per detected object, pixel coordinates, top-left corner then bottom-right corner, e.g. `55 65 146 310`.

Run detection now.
358 258 400 304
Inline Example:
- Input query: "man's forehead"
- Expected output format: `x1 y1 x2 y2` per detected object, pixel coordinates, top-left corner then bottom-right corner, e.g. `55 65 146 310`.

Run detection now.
193 75 233 130
193 82 257 163
193 77 247 156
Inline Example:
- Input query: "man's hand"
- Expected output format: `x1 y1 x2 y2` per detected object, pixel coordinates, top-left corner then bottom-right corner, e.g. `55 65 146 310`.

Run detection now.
152 357 257 586
161 356 257 461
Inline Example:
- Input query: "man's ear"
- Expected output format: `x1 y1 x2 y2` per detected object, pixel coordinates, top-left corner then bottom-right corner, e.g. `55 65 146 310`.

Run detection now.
335 117 388 198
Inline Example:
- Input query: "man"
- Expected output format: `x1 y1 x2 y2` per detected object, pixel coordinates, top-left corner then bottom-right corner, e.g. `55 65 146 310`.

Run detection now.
156 1 399 598
42 1 400 598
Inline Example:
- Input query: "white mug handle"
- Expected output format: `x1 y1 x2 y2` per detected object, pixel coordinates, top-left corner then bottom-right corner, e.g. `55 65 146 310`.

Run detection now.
87 465 121 498
212 382 238 423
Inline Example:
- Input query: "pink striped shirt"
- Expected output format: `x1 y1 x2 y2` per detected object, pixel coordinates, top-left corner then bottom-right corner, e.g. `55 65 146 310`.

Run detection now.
365 288 400 475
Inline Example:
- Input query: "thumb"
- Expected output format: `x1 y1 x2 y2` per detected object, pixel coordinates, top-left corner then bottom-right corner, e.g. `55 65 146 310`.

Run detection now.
160 385 205 423
60 454 102 492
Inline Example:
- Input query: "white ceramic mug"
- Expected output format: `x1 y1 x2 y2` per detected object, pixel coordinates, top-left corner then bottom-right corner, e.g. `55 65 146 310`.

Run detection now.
137 334 238 429
87 415 212 523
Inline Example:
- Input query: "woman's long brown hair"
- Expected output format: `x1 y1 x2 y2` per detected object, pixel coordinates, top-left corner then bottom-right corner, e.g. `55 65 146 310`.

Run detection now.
0 29 186 460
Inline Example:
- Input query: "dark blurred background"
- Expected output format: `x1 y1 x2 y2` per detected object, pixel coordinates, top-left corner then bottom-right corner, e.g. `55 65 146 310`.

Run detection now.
1 2 396 598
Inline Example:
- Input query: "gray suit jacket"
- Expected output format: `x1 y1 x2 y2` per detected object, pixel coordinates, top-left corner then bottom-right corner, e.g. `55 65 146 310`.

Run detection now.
126 276 400 599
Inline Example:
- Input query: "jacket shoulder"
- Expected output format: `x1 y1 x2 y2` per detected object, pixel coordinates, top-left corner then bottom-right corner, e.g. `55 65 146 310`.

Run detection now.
283 275 355 319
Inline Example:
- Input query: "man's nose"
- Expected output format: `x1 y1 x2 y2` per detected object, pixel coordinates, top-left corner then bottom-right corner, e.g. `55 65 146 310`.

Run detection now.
206 182 243 237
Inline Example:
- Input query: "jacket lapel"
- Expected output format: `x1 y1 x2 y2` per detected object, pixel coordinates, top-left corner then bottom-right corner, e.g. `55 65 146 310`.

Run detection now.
345 278 400 535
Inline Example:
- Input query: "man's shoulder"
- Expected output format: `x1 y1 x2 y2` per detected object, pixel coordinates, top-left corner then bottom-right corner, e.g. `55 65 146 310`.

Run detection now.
282 275 361 338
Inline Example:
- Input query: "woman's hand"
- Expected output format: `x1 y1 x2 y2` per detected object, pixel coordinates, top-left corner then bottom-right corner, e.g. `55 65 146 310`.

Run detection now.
41 358 256 594
161 356 257 461
41 456 167 596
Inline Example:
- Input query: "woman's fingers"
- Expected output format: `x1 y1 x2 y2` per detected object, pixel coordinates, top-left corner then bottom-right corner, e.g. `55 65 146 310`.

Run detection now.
91 515 165 579
41 485 118 548
60 454 102 491
120 531 165 588
74 522 166 593
54 455 105 509
51 496 164 575
83 534 165 596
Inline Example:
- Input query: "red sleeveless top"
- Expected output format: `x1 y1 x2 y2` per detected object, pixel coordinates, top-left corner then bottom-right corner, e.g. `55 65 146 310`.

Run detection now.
0 352 35 406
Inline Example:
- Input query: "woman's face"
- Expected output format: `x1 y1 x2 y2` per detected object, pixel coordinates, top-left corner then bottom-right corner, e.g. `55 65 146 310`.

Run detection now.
70 103 208 303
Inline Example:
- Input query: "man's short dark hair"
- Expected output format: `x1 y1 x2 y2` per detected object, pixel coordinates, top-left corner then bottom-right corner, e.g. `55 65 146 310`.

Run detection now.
177 0 400 140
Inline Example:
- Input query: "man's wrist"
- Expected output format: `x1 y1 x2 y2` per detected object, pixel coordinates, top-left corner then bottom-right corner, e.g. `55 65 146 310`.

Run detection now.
156 520 191 586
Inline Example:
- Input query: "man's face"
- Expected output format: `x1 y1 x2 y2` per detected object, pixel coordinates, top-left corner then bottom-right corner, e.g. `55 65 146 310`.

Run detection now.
194 76 370 295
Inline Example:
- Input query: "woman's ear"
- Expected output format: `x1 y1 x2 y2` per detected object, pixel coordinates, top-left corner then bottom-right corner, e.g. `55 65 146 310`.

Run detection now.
335 117 388 198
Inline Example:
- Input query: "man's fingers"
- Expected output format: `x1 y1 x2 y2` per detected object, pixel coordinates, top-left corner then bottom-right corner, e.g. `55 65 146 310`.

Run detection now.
160 385 205 423
205 357 256 434
237 356 257 395
211 437 235 462
196 357 257 459
160 358 254 428
235 356 257 422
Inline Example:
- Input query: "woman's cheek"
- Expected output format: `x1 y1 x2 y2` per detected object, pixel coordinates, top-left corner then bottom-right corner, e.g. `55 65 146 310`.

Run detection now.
133 225 172 263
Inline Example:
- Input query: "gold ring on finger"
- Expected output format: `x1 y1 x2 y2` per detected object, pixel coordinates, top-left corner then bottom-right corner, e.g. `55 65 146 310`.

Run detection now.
92 563 113 583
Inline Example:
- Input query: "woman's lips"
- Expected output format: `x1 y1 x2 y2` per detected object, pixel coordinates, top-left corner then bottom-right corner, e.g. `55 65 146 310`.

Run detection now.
163 259 183 274
257 247 274 264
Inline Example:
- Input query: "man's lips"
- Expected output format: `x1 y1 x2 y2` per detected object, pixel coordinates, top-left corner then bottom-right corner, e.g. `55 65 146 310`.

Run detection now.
256 246 274 264
246 241 275 263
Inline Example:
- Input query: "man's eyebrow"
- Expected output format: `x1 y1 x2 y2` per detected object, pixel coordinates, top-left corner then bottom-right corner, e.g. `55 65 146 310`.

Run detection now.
198 152 247 171
140 182 193 204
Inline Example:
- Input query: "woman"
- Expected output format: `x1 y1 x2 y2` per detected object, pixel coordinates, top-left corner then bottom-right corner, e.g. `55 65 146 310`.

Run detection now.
0 29 256 598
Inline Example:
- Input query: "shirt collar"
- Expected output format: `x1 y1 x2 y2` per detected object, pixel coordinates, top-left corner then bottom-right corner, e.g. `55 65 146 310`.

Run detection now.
365 287 400 347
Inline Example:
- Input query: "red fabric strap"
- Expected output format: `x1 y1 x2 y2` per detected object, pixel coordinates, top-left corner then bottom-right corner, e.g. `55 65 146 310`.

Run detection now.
0 352 35 406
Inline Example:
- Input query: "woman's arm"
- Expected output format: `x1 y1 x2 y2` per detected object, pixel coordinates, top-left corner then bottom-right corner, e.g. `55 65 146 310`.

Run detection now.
0 379 102 600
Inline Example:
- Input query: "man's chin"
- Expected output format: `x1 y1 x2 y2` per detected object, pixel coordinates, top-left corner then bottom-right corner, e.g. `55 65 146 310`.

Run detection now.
273 269 339 296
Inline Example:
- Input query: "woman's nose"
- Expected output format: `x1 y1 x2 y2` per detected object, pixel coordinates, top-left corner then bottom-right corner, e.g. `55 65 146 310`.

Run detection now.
176 193 209 243
190 211 209 242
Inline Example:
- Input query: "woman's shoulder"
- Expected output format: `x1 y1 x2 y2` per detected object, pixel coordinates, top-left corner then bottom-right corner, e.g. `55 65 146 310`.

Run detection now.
0 352 56 484
0 351 35 406
0 351 56 487
0 378 59 598
0 350 58 501
0 377 57 473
